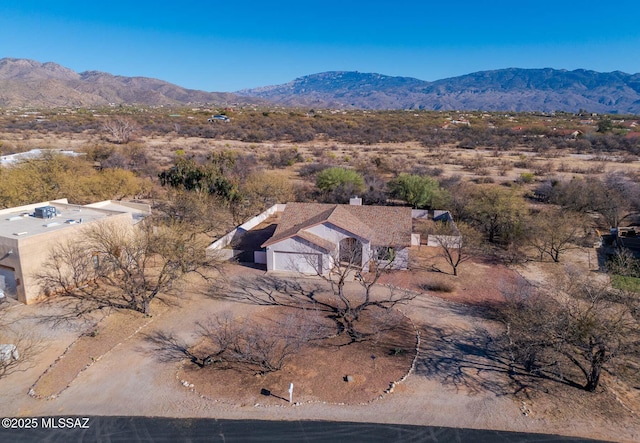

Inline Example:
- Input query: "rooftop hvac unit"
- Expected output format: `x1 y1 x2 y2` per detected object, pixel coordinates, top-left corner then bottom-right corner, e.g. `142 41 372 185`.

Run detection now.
34 206 57 219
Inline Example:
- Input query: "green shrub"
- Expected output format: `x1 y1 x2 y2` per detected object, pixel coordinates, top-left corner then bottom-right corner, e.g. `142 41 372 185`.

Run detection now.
316 167 364 193
520 172 535 183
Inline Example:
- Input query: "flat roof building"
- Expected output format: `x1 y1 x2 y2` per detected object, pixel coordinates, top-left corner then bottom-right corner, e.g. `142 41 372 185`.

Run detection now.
0 199 150 304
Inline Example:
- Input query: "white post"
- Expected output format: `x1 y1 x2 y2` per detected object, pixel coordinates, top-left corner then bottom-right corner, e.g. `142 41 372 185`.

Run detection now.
288 383 294 404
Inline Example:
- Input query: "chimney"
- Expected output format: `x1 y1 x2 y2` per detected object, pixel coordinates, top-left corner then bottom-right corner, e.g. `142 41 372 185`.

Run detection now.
349 196 362 206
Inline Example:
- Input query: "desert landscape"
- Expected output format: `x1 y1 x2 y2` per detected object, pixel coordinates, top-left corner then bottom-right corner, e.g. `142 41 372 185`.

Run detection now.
0 19 640 438
0 102 638 442
0 246 638 442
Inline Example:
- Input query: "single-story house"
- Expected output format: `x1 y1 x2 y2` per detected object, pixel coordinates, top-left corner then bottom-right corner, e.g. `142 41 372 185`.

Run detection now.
261 200 413 274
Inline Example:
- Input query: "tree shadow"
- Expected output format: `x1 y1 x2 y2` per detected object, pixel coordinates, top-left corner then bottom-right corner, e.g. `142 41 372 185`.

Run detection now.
208 275 332 312
210 274 418 350
416 324 582 399
28 297 110 332
443 300 504 322
418 265 454 276
141 330 201 366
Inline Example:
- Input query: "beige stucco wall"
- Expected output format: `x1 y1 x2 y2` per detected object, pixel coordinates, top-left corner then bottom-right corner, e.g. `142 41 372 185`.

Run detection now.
2 212 133 304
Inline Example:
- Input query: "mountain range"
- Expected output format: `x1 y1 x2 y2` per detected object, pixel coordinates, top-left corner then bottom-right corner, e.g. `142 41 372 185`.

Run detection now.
0 58 262 108
238 69 640 114
1 58 640 114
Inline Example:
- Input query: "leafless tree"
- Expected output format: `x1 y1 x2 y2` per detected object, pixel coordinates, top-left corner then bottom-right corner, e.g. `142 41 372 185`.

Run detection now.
153 190 235 238
550 172 640 229
527 208 588 263
422 221 482 276
196 310 323 374
600 171 640 228
36 218 223 316
102 117 139 144
498 272 640 392
290 238 417 341
0 305 40 380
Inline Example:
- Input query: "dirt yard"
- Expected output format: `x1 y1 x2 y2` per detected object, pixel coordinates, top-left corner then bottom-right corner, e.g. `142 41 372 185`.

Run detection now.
0 257 639 442
180 306 416 406
380 246 520 306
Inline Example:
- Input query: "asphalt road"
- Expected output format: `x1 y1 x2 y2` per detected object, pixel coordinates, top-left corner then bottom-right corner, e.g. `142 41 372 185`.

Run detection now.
0 417 607 442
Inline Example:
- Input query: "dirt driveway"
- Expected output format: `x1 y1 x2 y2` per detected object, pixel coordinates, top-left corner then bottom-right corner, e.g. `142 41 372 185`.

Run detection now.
0 262 637 442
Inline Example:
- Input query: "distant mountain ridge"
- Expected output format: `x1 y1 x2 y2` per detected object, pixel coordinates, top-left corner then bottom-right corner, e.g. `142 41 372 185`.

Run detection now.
238 69 640 114
0 58 262 107
2 58 640 113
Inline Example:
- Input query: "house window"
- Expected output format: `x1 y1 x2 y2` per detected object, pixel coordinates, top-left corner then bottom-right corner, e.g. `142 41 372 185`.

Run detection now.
375 246 395 261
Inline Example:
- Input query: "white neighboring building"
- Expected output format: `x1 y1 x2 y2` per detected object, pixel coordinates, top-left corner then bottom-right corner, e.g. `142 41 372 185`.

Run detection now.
261 201 413 275
0 149 82 167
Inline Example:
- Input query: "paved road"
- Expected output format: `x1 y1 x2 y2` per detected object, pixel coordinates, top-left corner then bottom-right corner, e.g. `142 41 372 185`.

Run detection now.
0 417 606 442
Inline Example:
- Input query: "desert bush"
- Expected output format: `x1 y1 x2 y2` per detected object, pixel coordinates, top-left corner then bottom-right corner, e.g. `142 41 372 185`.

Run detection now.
519 172 535 183
316 167 364 193
618 154 638 163
298 162 331 178
473 177 495 184
533 161 554 175
420 279 455 293
388 174 449 209
461 155 491 172
264 147 303 168
497 160 513 176
513 155 532 169
409 165 444 177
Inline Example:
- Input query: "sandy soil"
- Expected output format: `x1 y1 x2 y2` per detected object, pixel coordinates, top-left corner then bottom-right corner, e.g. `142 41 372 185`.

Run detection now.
180 306 416 406
381 246 519 306
30 309 154 399
0 261 639 442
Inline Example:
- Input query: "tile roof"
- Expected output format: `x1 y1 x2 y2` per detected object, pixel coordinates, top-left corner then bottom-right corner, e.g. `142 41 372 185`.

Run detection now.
262 202 412 248
325 205 374 240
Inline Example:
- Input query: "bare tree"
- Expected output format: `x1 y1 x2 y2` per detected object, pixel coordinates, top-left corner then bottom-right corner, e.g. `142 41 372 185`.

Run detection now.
37 219 222 316
154 190 235 238
499 271 640 392
102 117 139 144
423 221 482 276
527 208 588 262
290 238 417 341
550 172 640 229
600 172 640 228
0 305 40 380
196 310 322 374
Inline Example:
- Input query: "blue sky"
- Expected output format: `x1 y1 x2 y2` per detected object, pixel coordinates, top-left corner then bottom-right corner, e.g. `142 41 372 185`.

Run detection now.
1 1 639 92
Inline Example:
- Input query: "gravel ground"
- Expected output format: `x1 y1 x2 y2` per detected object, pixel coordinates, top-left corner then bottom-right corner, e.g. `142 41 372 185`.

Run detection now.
0 262 638 442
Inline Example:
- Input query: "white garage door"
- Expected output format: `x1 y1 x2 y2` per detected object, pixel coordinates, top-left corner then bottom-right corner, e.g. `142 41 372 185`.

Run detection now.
273 251 321 274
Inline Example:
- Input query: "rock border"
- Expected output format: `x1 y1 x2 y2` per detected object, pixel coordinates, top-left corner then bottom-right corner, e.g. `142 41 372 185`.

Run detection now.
29 314 156 400
177 307 421 408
